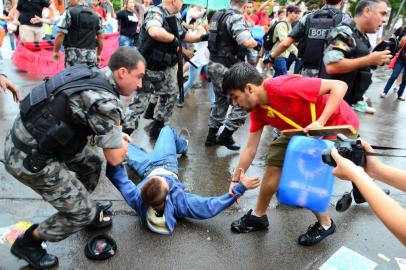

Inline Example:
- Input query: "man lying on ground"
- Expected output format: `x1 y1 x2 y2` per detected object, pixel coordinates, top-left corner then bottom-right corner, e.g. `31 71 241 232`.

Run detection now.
106 126 260 234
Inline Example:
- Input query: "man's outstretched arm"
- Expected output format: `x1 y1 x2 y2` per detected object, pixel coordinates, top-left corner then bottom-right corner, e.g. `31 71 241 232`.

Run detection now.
106 164 142 211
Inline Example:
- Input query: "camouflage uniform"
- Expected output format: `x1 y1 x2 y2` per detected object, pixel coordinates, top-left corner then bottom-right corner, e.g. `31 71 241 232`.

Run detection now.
57 3 103 67
124 67 177 130
4 68 124 242
208 7 252 131
123 5 185 131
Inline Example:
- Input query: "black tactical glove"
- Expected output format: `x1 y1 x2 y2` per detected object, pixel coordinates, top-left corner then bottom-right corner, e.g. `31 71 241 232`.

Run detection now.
170 36 180 49
200 34 209 42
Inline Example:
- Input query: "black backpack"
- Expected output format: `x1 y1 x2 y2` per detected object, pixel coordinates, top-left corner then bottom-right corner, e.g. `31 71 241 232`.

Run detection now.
262 21 288 51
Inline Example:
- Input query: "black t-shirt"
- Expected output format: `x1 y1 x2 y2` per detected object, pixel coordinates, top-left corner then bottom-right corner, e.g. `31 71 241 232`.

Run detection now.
116 10 138 38
17 0 50 27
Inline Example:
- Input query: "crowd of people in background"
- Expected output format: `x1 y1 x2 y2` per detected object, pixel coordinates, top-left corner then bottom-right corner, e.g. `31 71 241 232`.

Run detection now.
0 0 406 268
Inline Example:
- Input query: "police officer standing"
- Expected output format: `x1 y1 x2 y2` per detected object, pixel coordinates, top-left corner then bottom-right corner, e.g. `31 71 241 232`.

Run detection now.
324 0 391 108
123 0 205 139
268 0 349 78
53 0 104 67
205 0 258 150
5 47 145 269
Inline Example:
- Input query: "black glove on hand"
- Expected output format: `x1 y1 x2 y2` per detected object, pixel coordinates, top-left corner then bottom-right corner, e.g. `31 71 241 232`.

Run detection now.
170 36 180 48
200 34 209 42
253 43 262 52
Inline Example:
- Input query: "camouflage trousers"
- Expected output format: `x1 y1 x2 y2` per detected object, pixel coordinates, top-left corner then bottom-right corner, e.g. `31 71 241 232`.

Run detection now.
123 66 178 130
64 47 98 68
207 61 248 131
4 131 102 242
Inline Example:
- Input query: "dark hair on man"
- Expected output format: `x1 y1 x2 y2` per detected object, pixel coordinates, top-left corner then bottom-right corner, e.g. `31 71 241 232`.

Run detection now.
355 0 389 16
141 176 169 207
286 4 301 14
231 0 247 8
277 9 285 16
325 0 342 5
108 47 146 71
222 63 264 94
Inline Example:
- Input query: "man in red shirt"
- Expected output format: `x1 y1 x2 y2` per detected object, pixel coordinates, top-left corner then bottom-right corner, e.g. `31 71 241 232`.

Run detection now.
223 63 359 246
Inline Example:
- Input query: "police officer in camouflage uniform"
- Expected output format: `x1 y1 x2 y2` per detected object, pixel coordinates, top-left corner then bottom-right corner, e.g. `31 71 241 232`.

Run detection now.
4 47 145 269
205 0 258 151
268 0 349 78
123 0 205 139
53 0 104 67
323 0 391 108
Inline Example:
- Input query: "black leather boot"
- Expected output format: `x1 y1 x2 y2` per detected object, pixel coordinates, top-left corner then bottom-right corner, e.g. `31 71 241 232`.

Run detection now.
143 102 156 120
217 128 240 151
149 120 164 139
11 224 58 269
205 128 219 146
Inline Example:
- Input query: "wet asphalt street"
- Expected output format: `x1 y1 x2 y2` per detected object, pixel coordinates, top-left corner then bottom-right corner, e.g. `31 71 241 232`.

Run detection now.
0 48 405 270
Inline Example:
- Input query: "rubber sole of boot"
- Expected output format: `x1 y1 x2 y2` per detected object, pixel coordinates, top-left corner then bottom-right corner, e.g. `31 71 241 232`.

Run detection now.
11 245 58 270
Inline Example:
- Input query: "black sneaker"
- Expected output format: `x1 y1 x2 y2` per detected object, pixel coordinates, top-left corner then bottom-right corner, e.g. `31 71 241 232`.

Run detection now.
231 209 269 233
297 219 336 246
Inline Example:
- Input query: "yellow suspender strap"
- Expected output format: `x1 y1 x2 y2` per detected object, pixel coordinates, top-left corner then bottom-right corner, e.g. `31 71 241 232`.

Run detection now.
260 103 316 129
310 103 316 123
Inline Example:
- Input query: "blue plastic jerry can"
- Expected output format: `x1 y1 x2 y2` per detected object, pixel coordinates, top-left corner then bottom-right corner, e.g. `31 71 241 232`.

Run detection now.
277 136 335 212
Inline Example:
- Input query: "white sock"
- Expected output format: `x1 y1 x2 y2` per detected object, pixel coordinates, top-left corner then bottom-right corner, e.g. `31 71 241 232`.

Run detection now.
322 224 331 230
252 210 262 217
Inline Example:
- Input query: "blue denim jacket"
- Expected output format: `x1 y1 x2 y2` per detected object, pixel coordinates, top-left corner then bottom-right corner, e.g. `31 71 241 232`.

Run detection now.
106 164 247 235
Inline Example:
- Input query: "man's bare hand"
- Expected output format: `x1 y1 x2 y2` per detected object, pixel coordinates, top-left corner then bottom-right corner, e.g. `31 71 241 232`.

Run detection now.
368 50 392 66
182 48 194 59
303 120 324 134
0 75 20 102
239 168 260 190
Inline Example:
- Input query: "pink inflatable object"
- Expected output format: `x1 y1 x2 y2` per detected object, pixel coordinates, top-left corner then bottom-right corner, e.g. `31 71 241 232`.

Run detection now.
12 32 119 76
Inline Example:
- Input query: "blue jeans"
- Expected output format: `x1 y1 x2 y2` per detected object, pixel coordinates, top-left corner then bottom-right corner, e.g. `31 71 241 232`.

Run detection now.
383 58 406 97
119 35 135 47
127 126 188 179
180 64 215 108
273 56 288 77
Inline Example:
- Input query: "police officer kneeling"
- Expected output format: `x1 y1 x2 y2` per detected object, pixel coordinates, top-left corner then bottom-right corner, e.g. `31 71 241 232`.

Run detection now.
4 47 145 269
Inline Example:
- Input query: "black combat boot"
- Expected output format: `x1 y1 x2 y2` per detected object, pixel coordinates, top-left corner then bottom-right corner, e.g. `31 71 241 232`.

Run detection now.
205 128 219 146
11 224 59 269
217 128 240 151
149 120 164 139
143 102 156 120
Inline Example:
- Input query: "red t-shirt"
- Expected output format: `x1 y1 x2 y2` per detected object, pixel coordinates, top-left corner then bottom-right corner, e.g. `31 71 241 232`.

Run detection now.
252 12 270 27
249 75 359 133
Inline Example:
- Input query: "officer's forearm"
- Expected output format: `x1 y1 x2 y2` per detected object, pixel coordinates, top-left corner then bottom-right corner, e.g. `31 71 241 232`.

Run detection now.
317 79 347 125
184 32 200 43
242 38 257 48
148 26 174 43
53 33 65 53
271 37 295 58
325 56 371 74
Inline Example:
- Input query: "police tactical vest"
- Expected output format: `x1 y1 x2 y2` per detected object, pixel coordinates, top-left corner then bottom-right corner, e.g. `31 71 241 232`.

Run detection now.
331 21 371 105
137 5 179 71
63 5 100 49
19 65 120 160
208 9 247 67
299 8 343 75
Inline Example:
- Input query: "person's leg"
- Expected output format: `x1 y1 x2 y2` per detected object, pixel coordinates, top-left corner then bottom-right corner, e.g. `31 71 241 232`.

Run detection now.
64 144 102 193
209 82 216 109
127 144 151 178
383 59 403 95
9 32 15 51
396 61 406 99
218 105 247 150
183 64 201 95
122 89 151 134
273 57 287 77
206 61 228 145
150 66 178 139
149 126 188 174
